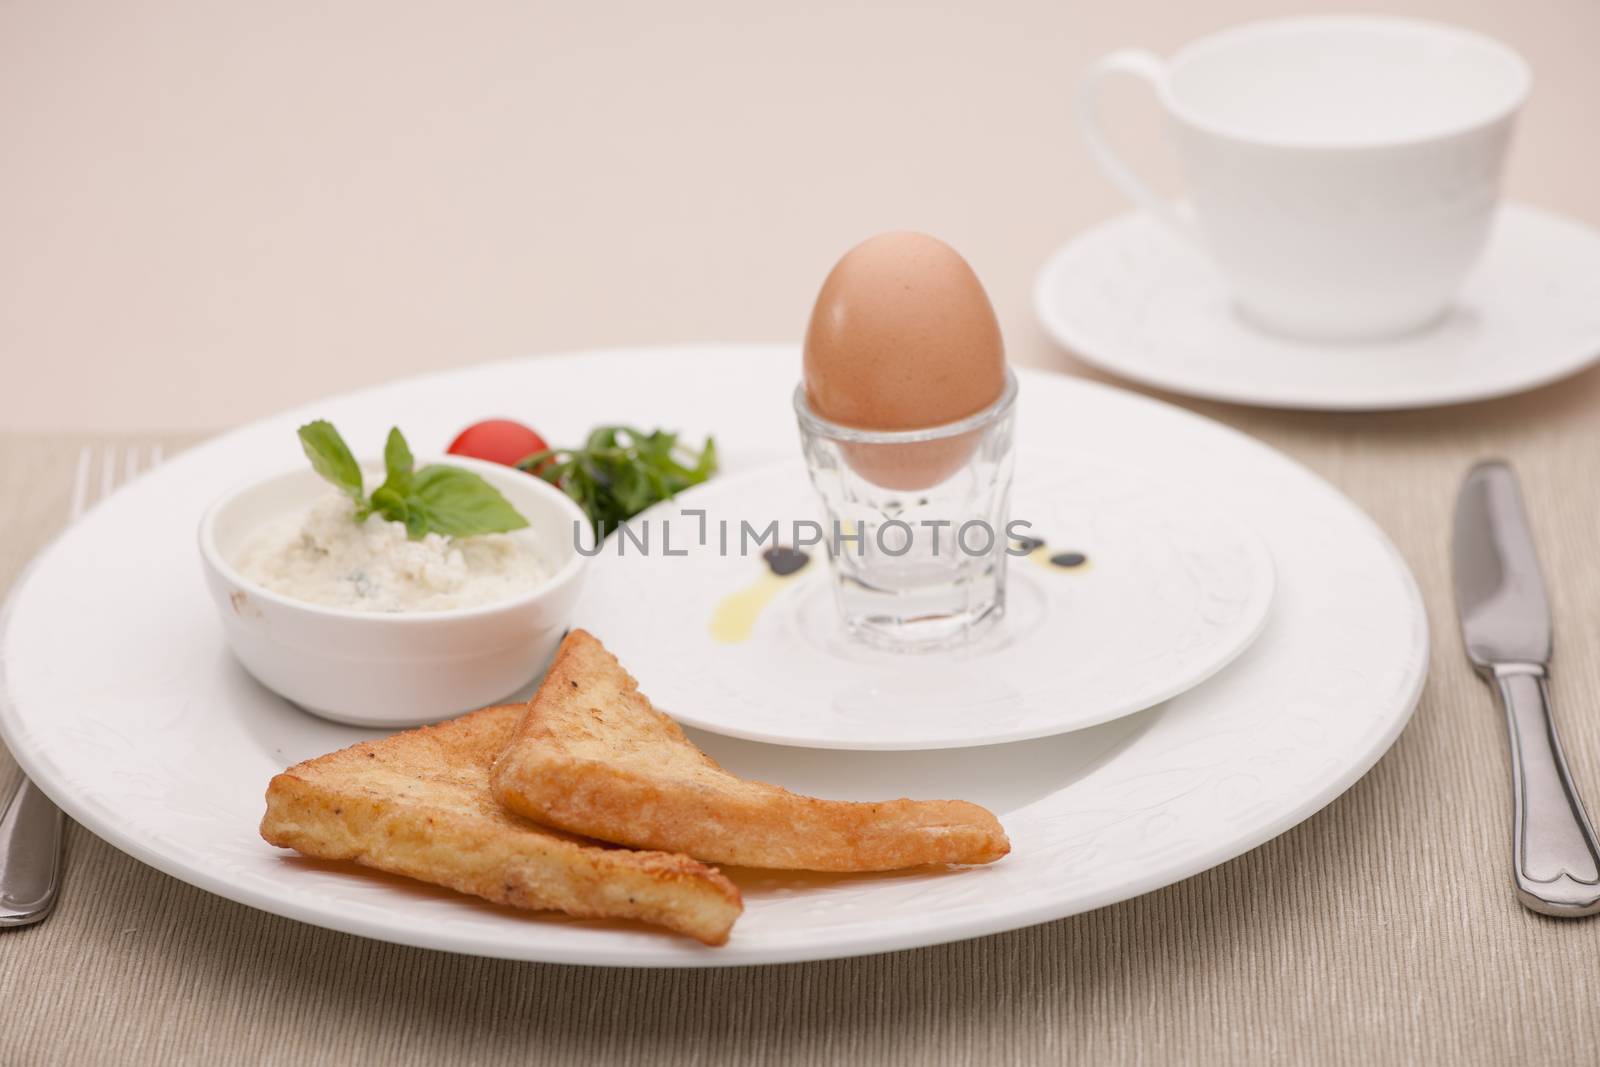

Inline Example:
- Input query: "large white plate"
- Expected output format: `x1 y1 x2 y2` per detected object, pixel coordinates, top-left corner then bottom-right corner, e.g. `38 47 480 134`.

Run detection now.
1034 203 1600 411
576 455 1274 749
0 345 1427 967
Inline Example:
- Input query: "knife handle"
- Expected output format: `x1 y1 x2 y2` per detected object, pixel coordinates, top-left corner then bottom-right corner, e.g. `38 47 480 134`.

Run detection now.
0 776 65 926
1493 665 1600 917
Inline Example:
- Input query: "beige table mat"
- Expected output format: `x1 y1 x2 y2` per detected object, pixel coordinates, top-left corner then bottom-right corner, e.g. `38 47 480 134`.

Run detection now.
4 375 1600 1065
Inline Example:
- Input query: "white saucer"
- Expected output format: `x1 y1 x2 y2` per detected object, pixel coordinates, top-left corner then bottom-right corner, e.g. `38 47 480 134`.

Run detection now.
574 453 1274 750
1033 202 1600 411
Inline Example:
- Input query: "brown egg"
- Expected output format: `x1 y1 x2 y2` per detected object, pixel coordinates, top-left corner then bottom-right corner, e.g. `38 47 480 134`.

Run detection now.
803 232 1006 490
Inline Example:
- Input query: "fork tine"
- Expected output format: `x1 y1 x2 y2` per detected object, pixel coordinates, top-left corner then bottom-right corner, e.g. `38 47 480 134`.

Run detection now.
98 445 119 507
2 438 168 931
69 446 93 523
76 443 166 519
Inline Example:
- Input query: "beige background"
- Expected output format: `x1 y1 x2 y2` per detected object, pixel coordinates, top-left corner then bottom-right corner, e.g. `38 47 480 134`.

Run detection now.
6 1 1600 1064
3 0 1597 432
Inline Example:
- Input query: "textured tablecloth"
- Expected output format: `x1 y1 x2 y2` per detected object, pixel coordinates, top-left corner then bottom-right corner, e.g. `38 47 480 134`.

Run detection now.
4 366 1600 1065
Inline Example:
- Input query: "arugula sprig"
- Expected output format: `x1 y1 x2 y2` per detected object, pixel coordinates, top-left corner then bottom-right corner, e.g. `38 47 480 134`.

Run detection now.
518 425 716 538
297 421 528 541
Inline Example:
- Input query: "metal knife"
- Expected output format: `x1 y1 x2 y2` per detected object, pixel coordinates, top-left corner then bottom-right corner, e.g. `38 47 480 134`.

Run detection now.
1453 460 1600 917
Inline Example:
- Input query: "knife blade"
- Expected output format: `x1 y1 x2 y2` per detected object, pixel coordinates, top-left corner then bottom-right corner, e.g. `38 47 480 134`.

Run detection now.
1454 461 1552 668
1452 460 1600 917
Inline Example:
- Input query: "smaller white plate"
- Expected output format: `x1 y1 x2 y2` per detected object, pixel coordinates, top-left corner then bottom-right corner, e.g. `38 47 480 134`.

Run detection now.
572 453 1274 750
1033 202 1600 411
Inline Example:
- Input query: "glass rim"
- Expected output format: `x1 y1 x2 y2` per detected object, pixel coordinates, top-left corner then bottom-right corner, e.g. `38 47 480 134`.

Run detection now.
792 369 1018 445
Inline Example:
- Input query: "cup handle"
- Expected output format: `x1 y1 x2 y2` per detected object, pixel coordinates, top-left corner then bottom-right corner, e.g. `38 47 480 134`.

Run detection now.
1077 49 1198 246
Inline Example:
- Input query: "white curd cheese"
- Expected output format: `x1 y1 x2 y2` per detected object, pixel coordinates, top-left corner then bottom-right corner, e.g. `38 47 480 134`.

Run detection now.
236 493 550 612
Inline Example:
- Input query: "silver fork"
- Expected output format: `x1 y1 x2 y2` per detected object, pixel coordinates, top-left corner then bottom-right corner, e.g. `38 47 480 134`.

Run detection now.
0 443 164 927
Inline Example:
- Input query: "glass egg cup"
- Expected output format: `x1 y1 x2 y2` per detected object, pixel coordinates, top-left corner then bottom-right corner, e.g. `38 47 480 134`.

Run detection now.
793 371 1018 653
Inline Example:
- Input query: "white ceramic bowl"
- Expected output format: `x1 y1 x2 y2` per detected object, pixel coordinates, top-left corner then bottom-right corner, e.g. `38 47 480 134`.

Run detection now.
197 455 592 727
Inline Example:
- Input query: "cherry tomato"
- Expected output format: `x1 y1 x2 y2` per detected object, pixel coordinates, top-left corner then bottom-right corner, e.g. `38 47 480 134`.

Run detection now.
447 419 550 468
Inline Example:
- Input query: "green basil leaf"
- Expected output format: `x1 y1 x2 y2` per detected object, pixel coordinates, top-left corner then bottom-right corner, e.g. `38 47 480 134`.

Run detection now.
408 465 528 538
403 506 430 540
381 427 414 496
365 426 416 529
298 420 364 501
368 484 409 525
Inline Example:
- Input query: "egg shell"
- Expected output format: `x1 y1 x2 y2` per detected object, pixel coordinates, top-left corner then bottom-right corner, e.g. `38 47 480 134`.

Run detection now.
802 232 1006 490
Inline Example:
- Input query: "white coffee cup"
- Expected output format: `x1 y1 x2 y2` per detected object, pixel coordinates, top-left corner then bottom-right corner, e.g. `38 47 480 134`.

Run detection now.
1078 16 1531 341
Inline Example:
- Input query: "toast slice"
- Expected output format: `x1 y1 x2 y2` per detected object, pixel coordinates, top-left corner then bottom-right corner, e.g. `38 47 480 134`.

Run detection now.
261 704 742 945
490 630 1011 871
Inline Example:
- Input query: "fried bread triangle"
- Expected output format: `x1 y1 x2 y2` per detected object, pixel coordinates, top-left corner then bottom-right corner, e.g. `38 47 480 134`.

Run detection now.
261 703 742 944
491 630 1010 871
